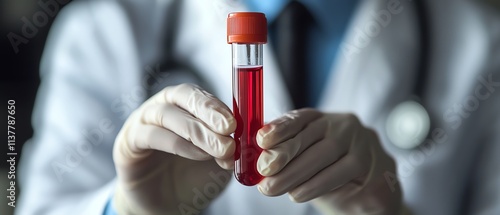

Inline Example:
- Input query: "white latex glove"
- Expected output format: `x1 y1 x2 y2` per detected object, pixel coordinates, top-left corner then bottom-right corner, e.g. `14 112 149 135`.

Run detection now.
256 109 406 215
113 84 236 215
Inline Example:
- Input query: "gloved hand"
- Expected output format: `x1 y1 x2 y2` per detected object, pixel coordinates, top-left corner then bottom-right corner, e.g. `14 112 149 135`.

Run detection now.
256 108 406 215
113 84 236 215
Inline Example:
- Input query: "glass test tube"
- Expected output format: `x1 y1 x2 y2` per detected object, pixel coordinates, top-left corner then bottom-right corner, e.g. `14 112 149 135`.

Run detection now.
227 12 267 186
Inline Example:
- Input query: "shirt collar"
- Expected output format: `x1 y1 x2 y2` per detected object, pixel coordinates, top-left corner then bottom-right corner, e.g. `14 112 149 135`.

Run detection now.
243 0 360 35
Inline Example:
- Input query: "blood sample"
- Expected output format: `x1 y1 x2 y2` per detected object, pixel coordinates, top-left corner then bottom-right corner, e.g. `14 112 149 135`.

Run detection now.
233 66 263 186
227 12 267 186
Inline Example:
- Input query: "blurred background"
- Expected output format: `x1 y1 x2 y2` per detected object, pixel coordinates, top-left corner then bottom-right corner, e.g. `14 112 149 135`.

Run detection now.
0 0 499 215
1 0 72 214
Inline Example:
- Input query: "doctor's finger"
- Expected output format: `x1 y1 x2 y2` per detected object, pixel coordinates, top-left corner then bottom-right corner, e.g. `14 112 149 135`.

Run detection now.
256 118 328 176
149 84 236 135
215 157 235 170
141 103 235 159
257 108 322 149
257 138 347 197
288 154 367 203
288 129 374 202
128 123 212 161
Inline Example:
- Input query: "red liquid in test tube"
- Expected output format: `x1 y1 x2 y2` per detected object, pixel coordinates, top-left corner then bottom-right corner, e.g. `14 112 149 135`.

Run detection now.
233 66 263 186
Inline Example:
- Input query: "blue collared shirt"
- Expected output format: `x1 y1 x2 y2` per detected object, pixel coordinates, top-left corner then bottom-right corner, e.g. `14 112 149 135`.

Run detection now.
244 0 360 106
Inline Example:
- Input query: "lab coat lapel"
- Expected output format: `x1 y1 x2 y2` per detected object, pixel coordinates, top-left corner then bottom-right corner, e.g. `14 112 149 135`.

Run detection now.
263 40 294 120
319 0 421 126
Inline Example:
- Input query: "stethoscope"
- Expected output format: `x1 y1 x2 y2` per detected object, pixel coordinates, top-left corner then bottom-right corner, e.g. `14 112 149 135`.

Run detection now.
385 0 432 149
156 0 433 149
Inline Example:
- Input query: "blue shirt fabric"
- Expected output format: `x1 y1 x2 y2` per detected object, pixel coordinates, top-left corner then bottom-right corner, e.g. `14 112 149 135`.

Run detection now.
244 0 360 106
104 198 116 215
104 1 359 214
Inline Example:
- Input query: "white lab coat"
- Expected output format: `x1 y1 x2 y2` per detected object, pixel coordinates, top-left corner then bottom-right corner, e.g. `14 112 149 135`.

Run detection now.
16 0 500 215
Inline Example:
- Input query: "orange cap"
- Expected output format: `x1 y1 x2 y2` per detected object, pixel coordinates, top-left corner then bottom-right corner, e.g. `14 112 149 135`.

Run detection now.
227 12 267 44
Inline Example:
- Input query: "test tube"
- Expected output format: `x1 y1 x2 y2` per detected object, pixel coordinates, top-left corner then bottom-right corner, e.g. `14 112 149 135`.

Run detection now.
227 12 267 186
